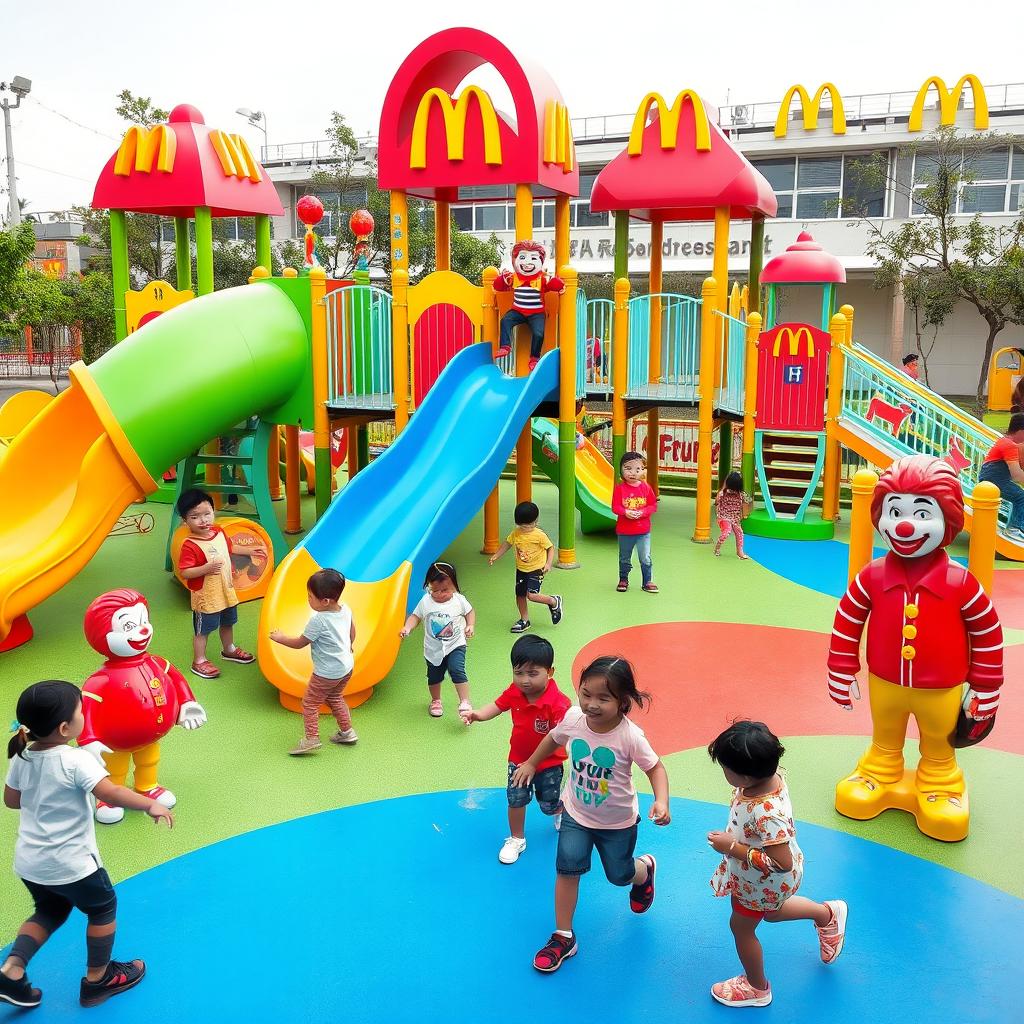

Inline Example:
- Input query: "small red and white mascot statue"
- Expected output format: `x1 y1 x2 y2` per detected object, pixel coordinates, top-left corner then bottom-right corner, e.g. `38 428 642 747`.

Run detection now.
80 589 207 824
827 456 1003 841
493 240 564 371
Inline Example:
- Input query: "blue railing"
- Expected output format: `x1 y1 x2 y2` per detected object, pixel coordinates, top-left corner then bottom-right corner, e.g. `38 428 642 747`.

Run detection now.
583 297 614 399
324 285 394 409
626 293 701 402
715 310 747 417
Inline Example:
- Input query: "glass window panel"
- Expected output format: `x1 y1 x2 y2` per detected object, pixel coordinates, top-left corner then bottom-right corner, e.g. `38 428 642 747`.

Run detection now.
959 184 1007 213
475 204 506 230
1010 184 1023 211
774 194 793 218
578 172 599 199
842 154 887 217
913 152 941 186
753 158 795 192
574 203 607 227
797 156 842 189
160 222 175 243
452 206 473 231
1012 147 1024 181
963 148 1009 182
458 185 511 200
795 191 840 219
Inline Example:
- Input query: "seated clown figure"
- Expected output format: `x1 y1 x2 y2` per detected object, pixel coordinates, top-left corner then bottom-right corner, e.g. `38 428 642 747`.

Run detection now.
826 456 1003 842
493 240 564 371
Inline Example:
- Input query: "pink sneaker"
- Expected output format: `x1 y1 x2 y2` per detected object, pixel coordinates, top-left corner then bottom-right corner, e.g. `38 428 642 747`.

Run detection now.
710 975 772 1008
495 345 511 359
528 357 539 371
428 699 443 718
816 900 848 963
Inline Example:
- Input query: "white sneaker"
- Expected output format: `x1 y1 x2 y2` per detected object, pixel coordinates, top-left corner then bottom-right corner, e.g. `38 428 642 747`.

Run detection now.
457 699 473 715
498 836 527 864
95 802 124 825
1006 528 1024 542
330 728 358 745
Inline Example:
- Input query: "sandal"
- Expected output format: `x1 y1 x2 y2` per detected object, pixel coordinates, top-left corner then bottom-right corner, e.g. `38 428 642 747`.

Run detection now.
616 580 628 592
190 659 220 679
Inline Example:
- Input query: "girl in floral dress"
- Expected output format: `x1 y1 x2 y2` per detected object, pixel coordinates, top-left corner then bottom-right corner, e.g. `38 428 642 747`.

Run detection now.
714 472 752 559
705 721 848 1008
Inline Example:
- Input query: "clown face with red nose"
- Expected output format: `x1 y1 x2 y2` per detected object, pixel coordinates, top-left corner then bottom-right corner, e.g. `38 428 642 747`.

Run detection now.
80 589 207 825
826 456 1003 842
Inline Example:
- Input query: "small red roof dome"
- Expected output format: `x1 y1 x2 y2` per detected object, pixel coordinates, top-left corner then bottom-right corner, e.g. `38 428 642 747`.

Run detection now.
168 104 205 124
760 232 846 284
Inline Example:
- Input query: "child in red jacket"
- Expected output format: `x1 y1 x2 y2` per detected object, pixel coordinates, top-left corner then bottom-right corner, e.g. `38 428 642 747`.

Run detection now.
612 452 658 593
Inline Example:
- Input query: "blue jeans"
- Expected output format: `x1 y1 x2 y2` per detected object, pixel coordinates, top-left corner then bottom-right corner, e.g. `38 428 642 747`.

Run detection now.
499 310 546 357
618 532 652 585
555 809 639 884
979 460 1024 531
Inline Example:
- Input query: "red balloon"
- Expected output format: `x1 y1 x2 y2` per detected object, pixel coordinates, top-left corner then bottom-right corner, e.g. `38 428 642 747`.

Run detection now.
349 209 374 237
296 195 324 226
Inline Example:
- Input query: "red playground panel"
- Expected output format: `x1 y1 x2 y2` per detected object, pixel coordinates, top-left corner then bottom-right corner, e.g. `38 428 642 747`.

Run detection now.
755 322 831 432
412 303 476 407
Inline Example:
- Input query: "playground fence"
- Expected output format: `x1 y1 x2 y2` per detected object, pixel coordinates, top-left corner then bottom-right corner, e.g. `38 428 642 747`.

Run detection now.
325 285 394 410
626 293 702 402
0 325 79 379
583 297 614 399
715 310 747 417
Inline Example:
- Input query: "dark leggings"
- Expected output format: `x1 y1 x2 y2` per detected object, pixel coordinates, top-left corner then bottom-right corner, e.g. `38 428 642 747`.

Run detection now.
12 868 117 969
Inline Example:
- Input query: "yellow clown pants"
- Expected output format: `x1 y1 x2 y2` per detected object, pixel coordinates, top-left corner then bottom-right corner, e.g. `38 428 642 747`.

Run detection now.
102 742 162 794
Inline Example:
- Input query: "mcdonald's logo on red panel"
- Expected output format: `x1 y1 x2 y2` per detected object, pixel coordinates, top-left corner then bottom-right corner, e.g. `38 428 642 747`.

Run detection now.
755 323 831 433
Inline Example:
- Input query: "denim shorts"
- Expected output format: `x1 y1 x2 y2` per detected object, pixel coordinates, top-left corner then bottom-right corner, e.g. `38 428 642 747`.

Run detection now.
555 808 639 885
425 646 468 684
515 569 544 597
193 603 238 636
507 762 564 813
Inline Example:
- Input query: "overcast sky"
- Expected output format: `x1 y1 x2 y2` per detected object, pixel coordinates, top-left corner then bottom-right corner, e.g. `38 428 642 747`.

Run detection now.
3 0 1020 214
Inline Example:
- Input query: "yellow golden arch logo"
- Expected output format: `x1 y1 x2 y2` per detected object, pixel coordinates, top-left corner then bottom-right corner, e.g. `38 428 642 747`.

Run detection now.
114 125 177 176
410 87 503 170
543 100 575 173
908 75 988 132
774 84 846 138
772 326 816 358
209 131 263 183
628 90 711 155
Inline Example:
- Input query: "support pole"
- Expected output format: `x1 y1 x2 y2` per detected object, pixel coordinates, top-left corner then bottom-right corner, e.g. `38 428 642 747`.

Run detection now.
109 210 130 342
612 277 630 471
693 276 718 543
840 303 856 346
848 468 878 581
269 424 283 501
174 216 192 293
747 215 765 319
435 198 450 272
482 267 501 554
968 481 1000 595
390 192 410 432
821 311 848 522
309 267 332 518
741 312 761 496
712 206 730 389
284 425 302 534
347 429 359 479
255 214 272 273
554 195 570 270
557 266 579 568
357 425 370 471
647 220 663 495
515 183 533 504
193 206 214 296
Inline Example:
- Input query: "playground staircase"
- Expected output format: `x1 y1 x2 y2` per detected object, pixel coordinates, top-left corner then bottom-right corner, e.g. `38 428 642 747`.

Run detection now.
756 432 825 519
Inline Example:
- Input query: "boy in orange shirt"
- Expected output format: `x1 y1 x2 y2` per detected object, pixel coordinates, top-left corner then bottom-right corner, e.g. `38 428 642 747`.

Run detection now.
978 413 1024 540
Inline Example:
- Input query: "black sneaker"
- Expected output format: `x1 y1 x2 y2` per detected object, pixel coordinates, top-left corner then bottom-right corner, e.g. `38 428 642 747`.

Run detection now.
549 595 563 625
629 854 656 913
533 931 577 972
0 970 41 1008
79 959 146 1008
510 619 531 633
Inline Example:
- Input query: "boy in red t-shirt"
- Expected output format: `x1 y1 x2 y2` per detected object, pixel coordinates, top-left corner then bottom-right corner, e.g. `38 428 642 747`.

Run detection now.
462 634 570 864
612 451 658 593
978 413 1024 540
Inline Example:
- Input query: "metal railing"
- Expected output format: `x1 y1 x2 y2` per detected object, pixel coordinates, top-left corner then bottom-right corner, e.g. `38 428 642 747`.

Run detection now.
715 311 747 417
324 285 393 410
582 297 614 398
626 293 701 403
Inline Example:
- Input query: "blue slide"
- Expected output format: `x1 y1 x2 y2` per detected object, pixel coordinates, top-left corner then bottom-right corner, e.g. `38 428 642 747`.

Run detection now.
258 344 559 707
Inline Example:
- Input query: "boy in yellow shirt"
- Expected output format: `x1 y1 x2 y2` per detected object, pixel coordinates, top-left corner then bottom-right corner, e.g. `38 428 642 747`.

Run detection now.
489 501 563 633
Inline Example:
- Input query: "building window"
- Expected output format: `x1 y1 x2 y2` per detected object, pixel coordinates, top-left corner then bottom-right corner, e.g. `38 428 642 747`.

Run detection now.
912 146 1024 215
475 204 508 231
452 206 473 231
533 201 555 229
753 152 889 219
573 202 608 228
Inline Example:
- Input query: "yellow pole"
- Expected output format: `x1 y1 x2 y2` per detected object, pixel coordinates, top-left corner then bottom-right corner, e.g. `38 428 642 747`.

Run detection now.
284 425 302 534
435 198 450 272
848 468 879 581
554 195 570 271
693 276 718 543
390 191 410 433
968 481 1001 595
269 425 283 501
647 220 663 495
309 267 332 520
482 267 501 555
840 303 855 344
515 183 533 503
822 311 848 521
612 277 630 470
741 311 761 494
712 207 730 389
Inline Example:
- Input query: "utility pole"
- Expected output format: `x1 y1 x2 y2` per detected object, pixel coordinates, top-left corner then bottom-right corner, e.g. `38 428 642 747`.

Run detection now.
1 76 32 227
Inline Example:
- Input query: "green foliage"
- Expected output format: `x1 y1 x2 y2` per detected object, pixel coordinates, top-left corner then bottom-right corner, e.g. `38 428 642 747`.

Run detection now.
115 90 169 129
74 273 116 363
448 228 503 285
0 222 36 316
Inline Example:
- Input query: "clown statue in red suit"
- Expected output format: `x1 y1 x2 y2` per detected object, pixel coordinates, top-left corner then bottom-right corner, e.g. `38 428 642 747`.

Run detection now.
827 456 1003 842
493 240 564 372
80 589 207 825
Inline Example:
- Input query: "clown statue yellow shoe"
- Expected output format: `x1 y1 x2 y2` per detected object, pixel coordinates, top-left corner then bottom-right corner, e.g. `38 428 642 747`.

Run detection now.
826 457 1003 843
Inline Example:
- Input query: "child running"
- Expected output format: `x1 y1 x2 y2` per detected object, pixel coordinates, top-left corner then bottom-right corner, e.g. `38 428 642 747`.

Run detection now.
1 681 173 1010
270 568 358 756
461 634 570 864
400 562 475 719
488 501 563 633
706 720 847 1008
512 656 670 973
612 450 658 592
715 471 753 559
174 488 255 678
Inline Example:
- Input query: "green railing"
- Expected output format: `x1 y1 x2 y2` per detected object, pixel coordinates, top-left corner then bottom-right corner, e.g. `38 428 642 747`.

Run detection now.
324 285 393 409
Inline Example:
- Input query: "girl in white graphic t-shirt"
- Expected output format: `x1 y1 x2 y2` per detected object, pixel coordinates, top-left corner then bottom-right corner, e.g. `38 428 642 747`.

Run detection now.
399 562 475 719
512 656 671 973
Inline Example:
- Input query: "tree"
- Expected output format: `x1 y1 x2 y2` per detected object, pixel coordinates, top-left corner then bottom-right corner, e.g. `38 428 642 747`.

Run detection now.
0 222 36 316
114 90 168 128
846 128 1024 408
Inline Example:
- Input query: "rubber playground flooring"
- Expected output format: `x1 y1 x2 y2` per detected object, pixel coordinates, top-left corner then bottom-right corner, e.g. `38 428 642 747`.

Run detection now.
1 478 1021 1022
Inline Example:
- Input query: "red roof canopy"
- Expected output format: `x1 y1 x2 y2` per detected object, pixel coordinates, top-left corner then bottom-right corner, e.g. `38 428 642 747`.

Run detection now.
377 27 579 201
590 92 776 222
761 232 846 284
92 104 283 219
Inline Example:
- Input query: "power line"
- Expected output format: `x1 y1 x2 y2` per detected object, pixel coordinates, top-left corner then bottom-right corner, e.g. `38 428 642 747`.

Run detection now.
25 97 119 142
12 158 93 184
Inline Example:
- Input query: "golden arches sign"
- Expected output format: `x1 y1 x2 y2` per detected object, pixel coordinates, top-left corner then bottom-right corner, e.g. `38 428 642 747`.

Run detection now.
409 87 503 170
627 90 711 156
543 100 575 173
113 125 176 176
908 75 988 132
774 84 846 138
772 326 816 358
209 131 263 182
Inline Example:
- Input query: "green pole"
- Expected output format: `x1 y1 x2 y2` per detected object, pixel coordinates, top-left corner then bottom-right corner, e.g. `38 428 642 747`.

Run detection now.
194 206 214 296
255 214 272 272
109 210 130 342
742 215 766 493
558 418 576 557
612 210 629 471
174 217 192 292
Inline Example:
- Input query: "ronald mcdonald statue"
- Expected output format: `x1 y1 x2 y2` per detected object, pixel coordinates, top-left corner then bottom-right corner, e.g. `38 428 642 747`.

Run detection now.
827 456 1003 842
80 589 207 824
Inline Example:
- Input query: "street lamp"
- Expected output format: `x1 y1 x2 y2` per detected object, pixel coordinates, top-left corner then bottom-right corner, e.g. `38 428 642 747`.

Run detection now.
1 75 31 227
235 107 268 160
